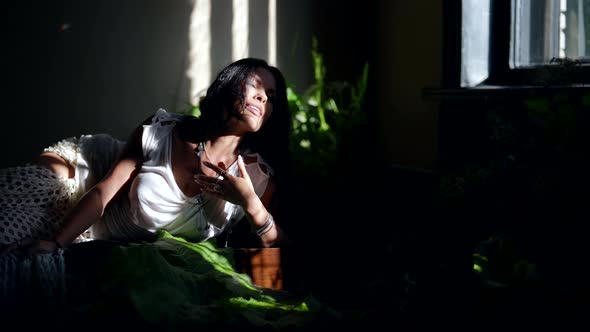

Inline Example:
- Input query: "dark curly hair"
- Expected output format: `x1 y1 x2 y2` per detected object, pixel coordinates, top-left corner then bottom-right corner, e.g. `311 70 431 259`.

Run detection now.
195 58 292 188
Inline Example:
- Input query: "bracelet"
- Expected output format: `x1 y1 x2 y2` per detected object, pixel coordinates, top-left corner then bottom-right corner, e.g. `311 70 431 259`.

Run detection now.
255 213 274 237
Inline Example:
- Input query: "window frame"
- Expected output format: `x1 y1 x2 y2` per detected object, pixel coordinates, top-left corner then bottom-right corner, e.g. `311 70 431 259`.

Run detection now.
450 0 590 88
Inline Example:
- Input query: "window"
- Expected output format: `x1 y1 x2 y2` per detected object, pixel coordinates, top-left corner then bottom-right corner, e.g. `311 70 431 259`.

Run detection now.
460 0 590 87
511 0 590 67
461 0 491 86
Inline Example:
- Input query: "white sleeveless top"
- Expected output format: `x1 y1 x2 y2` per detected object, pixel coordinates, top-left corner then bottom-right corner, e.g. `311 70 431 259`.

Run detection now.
127 108 273 242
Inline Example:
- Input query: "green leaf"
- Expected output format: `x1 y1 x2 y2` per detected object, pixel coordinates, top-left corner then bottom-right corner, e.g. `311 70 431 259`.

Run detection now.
525 97 550 112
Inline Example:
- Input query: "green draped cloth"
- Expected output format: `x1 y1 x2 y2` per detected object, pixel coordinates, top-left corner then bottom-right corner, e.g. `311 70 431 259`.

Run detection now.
81 231 334 330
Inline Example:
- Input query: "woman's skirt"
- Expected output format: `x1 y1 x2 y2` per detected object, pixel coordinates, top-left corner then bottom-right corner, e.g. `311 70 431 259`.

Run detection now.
0 164 78 245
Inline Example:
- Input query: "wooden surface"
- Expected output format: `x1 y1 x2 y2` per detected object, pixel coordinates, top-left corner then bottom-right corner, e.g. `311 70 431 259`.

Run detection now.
233 248 283 290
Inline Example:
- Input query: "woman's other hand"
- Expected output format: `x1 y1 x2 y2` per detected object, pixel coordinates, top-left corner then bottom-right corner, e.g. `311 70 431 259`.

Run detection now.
0 238 61 256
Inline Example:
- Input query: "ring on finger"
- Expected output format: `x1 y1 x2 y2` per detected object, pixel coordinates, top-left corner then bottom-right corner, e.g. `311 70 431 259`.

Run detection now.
213 184 222 192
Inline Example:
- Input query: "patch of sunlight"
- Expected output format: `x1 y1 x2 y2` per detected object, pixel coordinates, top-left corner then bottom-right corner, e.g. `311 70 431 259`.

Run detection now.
187 0 212 105
268 0 276 65
232 0 249 60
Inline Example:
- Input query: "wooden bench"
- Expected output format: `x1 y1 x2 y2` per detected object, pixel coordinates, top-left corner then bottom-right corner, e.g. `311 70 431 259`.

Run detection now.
233 248 283 290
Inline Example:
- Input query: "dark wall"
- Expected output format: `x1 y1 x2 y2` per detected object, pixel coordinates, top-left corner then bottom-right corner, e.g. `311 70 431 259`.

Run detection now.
4 2 59 165
3 0 194 167
1 0 321 168
311 0 376 83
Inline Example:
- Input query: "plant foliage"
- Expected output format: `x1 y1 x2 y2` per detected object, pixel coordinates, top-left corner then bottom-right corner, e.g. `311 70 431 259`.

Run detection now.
288 38 369 180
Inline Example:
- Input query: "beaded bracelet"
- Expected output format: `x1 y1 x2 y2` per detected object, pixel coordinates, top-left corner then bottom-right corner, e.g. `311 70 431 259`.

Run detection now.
255 213 275 237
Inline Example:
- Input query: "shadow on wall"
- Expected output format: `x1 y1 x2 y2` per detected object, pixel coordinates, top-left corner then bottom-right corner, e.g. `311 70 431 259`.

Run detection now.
3 0 195 168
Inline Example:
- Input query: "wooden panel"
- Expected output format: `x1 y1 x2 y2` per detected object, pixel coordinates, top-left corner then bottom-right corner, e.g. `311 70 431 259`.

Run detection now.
233 248 283 291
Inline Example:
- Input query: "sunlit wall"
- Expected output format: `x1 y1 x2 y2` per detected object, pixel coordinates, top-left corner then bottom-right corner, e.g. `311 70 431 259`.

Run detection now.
3 0 313 167
186 0 278 105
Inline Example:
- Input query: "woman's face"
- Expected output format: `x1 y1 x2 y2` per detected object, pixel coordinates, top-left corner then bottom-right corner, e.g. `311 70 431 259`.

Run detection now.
233 67 276 133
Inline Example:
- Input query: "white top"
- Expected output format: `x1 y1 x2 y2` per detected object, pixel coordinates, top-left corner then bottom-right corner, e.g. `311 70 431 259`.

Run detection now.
127 108 273 242
43 133 125 202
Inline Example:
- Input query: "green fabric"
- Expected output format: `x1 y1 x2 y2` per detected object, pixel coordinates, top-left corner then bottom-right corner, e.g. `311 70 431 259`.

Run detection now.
88 231 325 329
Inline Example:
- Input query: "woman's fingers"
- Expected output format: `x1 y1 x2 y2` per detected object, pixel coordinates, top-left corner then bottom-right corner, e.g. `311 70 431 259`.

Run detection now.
194 174 224 192
194 174 225 195
197 156 255 206
236 155 251 181
194 174 218 184
202 161 228 177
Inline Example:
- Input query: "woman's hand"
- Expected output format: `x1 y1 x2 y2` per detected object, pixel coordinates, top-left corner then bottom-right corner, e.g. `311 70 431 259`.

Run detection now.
195 155 259 208
0 238 60 256
195 155 282 247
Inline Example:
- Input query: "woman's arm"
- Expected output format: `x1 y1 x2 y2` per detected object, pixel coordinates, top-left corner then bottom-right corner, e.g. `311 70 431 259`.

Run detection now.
197 156 285 247
244 176 286 247
13 121 144 254
53 121 146 248
53 155 141 247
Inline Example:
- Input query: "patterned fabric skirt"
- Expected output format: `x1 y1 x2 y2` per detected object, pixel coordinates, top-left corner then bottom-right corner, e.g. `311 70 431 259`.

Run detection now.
0 165 77 245
0 165 73 311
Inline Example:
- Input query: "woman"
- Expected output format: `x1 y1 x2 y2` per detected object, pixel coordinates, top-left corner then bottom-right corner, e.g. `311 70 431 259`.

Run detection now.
0 59 319 328
2 57 290 253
